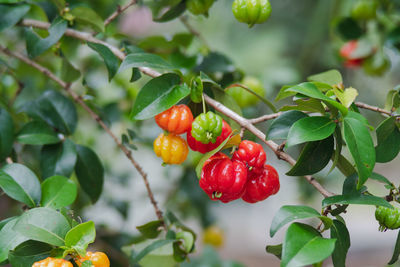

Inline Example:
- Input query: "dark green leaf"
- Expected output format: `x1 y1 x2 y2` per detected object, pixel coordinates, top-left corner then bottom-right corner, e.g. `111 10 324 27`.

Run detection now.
13 207 71 246
195 52 235 73
75 145 104 203
0 163 41 207
25 17 67 58
307 70 342 86
343 117 375 189
153 1 186 22
322 194 392 208
0 108 14 161
335 154 356 177
130 68 141 82
137 220 163 239
0 218 28 263
41 175 77 209
369 172 393 187
88 42 120 81
336 17 363 40
131 239 175 263
270 205 332 238
388 230 400 265
65 221 95 253
267 111 308 140
266 244 282 259
280 98 326 114
41 139 77 178
130 73 190 120
49 0 65 11
375 117 400 163
61 57 81 82
119 53 175 72
70 6 104 32
329 125 342 173
286 116 336 147
23 90 78 135
281 223 336 267
330 220 350 267
8 240 52 267
0 4 30 32
17 120 60 145
286 135 334 176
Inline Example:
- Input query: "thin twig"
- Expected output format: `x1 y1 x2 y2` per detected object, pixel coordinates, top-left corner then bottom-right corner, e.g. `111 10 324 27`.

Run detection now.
355 102 394 117
249 112 282 124
0 46 165 226
104 0 137 27
180 16 210 49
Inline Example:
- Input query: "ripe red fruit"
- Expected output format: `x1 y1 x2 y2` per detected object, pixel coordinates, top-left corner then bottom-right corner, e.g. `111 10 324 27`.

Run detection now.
155 104 193 134
232 140 266 174
187 120 232 153
339 40 363 67
242 164 280 203
200 157 247 203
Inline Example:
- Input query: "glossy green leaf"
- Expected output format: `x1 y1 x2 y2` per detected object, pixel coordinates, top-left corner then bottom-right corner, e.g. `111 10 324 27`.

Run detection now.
137 220 163 239
286 116 336 147
330 220 350 267
61 57 81 82
280 98 326 114
41 175 77 209
65 221 95 254
41 139 77 178
88 42 120 81
343 117 375 189
281 223 336 267
25 17 67 58
0 218 28 263
267 111 308 140
0 108 14 161
70 6 104 32
375 117 400 163
8 240 52 267
286 135 334 176
120 53 175 72
130 73 190 120
75 145 104 203
333 87 358 108
388 230 400 265
307 70 342 86
322 194 392 208
23 90 78 135
13 207 71 246
270 205 332 238
0 4 30 32
17 120 60 145
266 244 282 259
0 163 41 207
131 239 175 264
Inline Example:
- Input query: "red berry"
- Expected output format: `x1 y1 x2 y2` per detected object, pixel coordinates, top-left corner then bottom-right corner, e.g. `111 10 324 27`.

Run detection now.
200 157 247 203
242 164 280 203
340 40 364 67
232 140 266 174
187 120 232 154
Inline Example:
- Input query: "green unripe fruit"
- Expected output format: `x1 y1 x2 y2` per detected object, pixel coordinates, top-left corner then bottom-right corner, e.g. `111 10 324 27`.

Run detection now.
191 111 223 144
227 76 265 108
232 0 272 27
375 206 400 231
351 0 378 20
187 0 214 16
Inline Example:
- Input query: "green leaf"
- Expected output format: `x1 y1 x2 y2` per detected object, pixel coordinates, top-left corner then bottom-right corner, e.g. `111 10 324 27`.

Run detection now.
332 87 358 108
329 125 343 173
195 134 232 178
41 139 77 178
8 240 52 267
70 6 104 32
266 244 282 259
131 239 175 264
130 73 190 120
286 116 336 147
343 117 375 189
286 82 348 115
75 145 104 203
275 85 297 102
388 230 400 265
307 70 342 86
41 175 77 209
25 17 67 58
375 117 400 163
17 120 60 145
369 172 394 187
0 108 14 161
336 17 363 40
0 218 28 263
119 53 175 72
153 1 186 22
176 231 194 253
88 42 120 81
267 111 308 140
65 221 95 254
137 220 163 239
0 163 41 207
280 98 326 114
23 90 78 135
286 135 334 176
281 223 336 267
0 4 30 32
13 207 71 246
49 0 65 11
130 68 142 82
61 57 81 83
270 205 332 238
322 194 392 208
335 154 356 177
330 220 350 267
384 90 400 111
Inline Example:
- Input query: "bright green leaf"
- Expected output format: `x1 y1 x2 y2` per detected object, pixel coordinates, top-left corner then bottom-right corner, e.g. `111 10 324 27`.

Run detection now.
70 6 104 32
41 175 77 209
65 221 95 254
307 70 343 86
17 120 60 145
333 87 358 108
322 194 392 208
131 239 175 264
119 53 175 72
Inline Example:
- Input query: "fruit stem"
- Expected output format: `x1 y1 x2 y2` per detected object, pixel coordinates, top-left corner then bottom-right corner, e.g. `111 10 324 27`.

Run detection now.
202 93 206 114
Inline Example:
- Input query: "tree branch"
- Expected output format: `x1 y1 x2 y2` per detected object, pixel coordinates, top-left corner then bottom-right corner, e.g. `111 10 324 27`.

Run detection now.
249 112 282 124
104 0 137 27
0 46 165 226
355 101 398 117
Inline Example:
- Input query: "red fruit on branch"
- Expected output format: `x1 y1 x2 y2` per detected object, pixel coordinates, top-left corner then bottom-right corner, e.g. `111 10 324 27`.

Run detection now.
155 104 193 134
242 164 280 203
340 40 363 67
200 157 247 203
232 140 266 174
187 120 232 153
